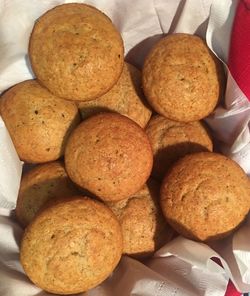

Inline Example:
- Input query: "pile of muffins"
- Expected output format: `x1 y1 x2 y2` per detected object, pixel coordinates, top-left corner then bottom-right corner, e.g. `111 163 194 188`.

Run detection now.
0 3 249 295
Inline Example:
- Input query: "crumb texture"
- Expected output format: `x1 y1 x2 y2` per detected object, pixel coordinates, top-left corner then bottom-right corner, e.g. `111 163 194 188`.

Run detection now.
107 179 173 257
142 33 224 122
0 80 80 163
20 197 123 294
160 152 250 241
78 62 152 128
65 113 153 201
29 3 124 101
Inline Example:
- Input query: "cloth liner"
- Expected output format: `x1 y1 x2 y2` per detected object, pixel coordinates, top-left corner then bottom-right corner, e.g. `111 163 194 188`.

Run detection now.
0 0 249 295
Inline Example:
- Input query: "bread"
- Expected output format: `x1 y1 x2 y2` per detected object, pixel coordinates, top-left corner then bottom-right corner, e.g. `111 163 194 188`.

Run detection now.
20 196 123 294
78 62 152 128
65 112 153 201
15 161 79 227
160 152 250 241
142 33 224 122
146 115 213 179
0 80 80 163
29 3 124 101
106 179 173 257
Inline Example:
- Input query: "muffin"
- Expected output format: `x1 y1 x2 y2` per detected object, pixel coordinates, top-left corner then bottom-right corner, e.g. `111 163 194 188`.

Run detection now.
20 196 123 294
142 33 224 122
0 80 80 163
15 161 79 227
78 62 152 128
160 152 250 241
29 3 124 101
146 115 213 179
106 179 173 258
65 112 153 201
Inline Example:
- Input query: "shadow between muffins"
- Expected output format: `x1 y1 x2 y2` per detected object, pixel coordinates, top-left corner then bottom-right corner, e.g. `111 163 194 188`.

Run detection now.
121 179 174 261
166 216 249 242
125 34 164 69
152 142 211 181
8 211 24 248
148 180 175 254
60 110 81 158
0 260 30 283
78 106 116 121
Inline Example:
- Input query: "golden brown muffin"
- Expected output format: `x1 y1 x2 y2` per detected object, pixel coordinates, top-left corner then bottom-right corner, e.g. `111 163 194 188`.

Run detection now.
146 115 213 179
142 33 224 122
78 62 152 128
160 152 250 241
0 80 80 163
106 179 173 258
20 196 123 295
65 112 153 201
15 161 79 227
29 3 124 101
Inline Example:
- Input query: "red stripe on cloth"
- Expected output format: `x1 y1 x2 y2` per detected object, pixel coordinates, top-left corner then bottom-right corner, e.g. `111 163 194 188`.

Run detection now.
228 0 250 101
225 280 241 296
211 257 241 296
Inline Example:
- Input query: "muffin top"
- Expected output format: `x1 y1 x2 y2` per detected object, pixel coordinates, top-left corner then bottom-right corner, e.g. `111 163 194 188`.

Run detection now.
160 152 250 241
16 161 79 227
65 112 153 201
142 33 224 122
29 3 124 101
106 179 173 257
78 62 152 128
20 196 123 294
0 80 80 163
146 115 213 179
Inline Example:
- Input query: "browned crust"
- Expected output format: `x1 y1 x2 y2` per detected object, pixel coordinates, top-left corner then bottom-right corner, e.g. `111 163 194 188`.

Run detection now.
20 196 123 294
65 112 153 201
106 178 173 257
160 152 250 241
0 79 80 163
29 3 124 101
142 33 225 122
77 62 152 128
15 161 79 227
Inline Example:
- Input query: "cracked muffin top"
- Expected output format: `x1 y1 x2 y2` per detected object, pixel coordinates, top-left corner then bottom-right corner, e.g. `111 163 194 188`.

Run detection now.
0 79 80 163
142 33 224 122
160 152 250 241
20 196 123 294
29 3 124 101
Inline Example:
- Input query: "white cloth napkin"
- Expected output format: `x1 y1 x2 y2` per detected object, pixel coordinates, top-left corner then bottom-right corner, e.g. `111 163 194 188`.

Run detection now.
0 117 23 209
0 0 250 295
206 0 250 175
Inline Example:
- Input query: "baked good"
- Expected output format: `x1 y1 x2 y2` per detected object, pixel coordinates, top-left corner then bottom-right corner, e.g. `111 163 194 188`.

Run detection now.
20 196 123 294
65 112 153 201
0 80 80 163
78 62 152 128
146 115 213 179
106 179 173 257
29 3 124 101
15 161 79 227
142 33 224 122
160 152 250 241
